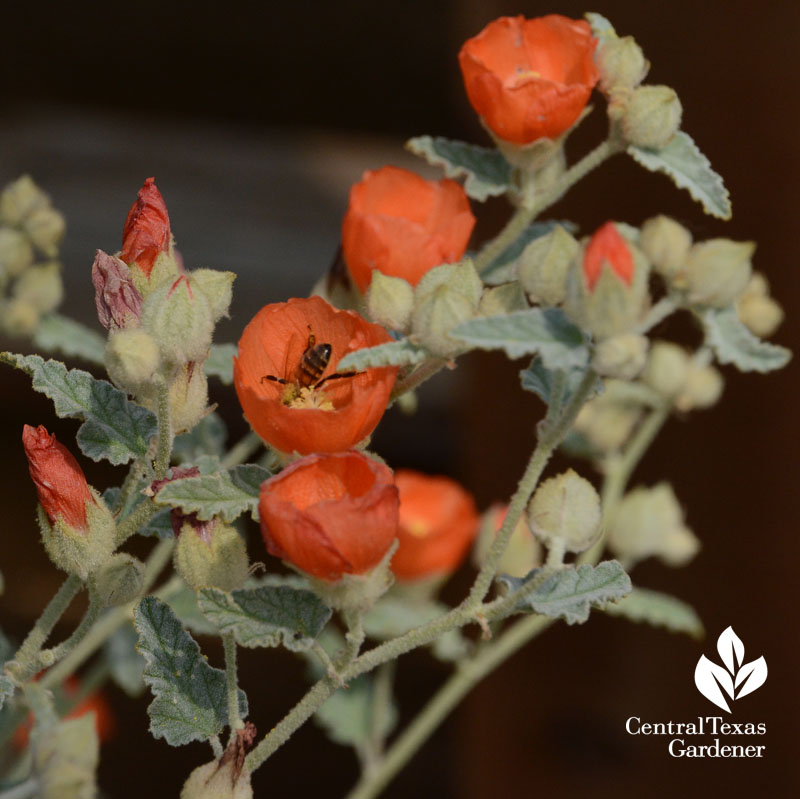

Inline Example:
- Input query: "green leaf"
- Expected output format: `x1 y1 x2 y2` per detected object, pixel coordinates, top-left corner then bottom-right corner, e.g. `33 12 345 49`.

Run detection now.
451 307 589 370
700 306 791 373
337 339 429 372
497 561 632 625
173 413 227 463
406 135 513 201
627 131 732 220
32 314 106 366
104 623 146 697
204 343 237 385
520 358 601 410
1 353 158 465
133 597 247 746
604 587 703 639
197 584 331 652
140 507 175 539
481 221 576 284
0 676 14 711
166 584 219 636
314 675 397 748
154 464 271 522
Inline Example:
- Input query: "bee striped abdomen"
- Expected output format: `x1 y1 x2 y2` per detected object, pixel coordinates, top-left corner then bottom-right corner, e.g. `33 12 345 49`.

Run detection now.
297 343 332 388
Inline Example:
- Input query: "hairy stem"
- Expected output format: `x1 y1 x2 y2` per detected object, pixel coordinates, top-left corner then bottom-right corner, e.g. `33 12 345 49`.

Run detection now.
40 596 103 665
221 431 263 469
390 358 449 403
154 377 173 479
223 632 243 733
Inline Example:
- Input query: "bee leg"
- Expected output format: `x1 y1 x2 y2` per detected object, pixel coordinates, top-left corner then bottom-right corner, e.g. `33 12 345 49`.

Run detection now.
261 375 289 385
314 371 358 389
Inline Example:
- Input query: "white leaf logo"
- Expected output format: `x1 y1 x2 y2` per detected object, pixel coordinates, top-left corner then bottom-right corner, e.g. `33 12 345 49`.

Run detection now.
694 626 767 712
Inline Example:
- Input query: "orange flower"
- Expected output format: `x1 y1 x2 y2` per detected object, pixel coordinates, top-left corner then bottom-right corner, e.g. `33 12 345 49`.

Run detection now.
121 177 171 277
234 296 397 455
22 425 94 531
341 165 475 293
391 470 480 581
459 15 598 145
583 221 634 291
258 451 399 581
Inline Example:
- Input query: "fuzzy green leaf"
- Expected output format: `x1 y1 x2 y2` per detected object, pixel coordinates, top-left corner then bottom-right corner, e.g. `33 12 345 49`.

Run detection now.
166 584 219 636
520 358 601 410
0 676 14 711
173 413 227 463
701 306 791 372
497 561 632 624
627 131 732 220
1 353 157 465
197 585 331 652
451 307 589 369
204 343 237 384
32 314 106 365
604 587 704 639
104 623 146 697
406 135 513 201
154 464 271 522
133 597 247 746
337 339 429 372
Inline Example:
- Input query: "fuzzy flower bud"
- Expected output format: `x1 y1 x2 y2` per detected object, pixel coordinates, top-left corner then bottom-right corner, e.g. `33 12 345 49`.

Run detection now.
190 269 236 324
685 239 754 307
174 517 249 593
93 553 145 607
621 85 683 149
24 206 66 257
675 364 724 412
737 281 784 338
121 177 172 279
166 364 209 434
105 328 161 392
518 225 579 306
0 228 34 277
592 333 649 380
639 215 692 281
573 382 642 452
181 759 253 799
642 341 689 398
12 263 63 315
0 176 49 226
473 505 542 579
1 298 40 337
92 250 143 330
528 469 602 553
596 35 648 94
366 271 414 332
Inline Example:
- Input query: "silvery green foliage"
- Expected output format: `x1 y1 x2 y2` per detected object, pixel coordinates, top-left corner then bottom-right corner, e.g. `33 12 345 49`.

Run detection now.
1 353 157 464
0 675 13 711
154 464 271 523
166 584 219 636
451 307 589 370
628 131 732 220
134 597 247 746
497 561 631 624
337 339 429 372
406 135 512 201
172 412 227 463
700 306 791 372
520 358 602 411
197 584 331 652
604 587 703 639
104 623 146 697
32 313 106 365
204 343 237 384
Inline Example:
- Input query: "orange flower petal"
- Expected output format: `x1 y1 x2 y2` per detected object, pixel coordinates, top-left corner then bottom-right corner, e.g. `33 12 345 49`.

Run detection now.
583 221 634 290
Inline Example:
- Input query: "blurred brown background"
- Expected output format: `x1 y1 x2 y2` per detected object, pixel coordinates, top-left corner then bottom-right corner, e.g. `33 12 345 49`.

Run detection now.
1 0 797 796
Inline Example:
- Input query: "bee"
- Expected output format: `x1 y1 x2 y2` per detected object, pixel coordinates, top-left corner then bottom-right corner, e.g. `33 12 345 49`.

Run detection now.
261 327 357 402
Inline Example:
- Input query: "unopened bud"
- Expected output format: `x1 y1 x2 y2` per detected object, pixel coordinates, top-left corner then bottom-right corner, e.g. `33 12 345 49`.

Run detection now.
415 261 482 307
737 290 784 338
174 517 249 592
105 328 161 392
0 228 34 276
24 207 66 257
592 333 649 380
181 759 253 799
366 271 414 331
639 215 692 281
0 176 49 226
676 364 724 412
92 250 143 330
596 35 649 94
13 262 63 315
473 505 542 578
167 364 209 434
477 282 527 316
93 553 145 607
685 239 754 307
528 469 602 553
1 298 40 337
621 85 682 149
607 483 699 567
518 225 579 306
642 341 689 398
411 284 475 357
573 381 642 452
191 269 236 324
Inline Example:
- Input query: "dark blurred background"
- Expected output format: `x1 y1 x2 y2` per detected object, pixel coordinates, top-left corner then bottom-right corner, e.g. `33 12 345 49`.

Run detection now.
1 0 797 796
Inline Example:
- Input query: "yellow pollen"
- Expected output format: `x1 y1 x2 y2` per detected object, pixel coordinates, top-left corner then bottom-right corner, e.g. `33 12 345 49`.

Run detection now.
514 68 542 81
287 386 334 411
406 518 430 538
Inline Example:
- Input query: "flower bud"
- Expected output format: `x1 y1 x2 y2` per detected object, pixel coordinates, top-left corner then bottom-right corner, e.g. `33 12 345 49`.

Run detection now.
675 364 724 412
1 298 40 337
92 250 143 330
607 483 699 567
93 553 145 607
592 333 649 380
0 176 49 226
528 469 602 553
685 239 754 307
736 273 784 338
639 215 692 281
181 759 253 799
366 271 414 332
141 275 214 366
121 177 172 280
477 282 527 317
24 207 66 257
518 225 579 306
642 341 689 398
191 269 236 324
573 380 642 452
415 261 482 307
596 35 649 94
621 85 682 149
174 517 249 593
411 284 476 357
12 262 63 315
0 227 34 276
564 222 649 339
167 364 209 434
473 505 542 579
105 328 161 392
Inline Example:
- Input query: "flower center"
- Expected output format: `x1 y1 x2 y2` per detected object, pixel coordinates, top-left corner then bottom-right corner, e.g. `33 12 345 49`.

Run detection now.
284 385 334 411
406 518 430 538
